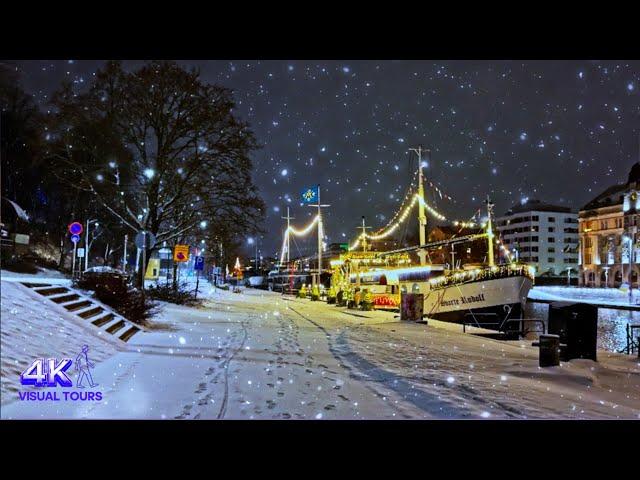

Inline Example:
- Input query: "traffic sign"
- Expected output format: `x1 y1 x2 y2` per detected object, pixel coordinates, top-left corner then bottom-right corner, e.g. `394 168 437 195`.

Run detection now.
194 256 205 271
173 245 190 262
135 231 157 250
68 222 83 235
70 234 81 244
76 248 85 258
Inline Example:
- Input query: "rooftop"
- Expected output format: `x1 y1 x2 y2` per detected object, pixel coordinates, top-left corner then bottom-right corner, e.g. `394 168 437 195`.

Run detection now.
503 199 572 216
581 162 640 211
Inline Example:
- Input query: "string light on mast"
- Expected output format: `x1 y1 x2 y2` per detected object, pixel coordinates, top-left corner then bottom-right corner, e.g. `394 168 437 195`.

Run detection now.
279 214 320 267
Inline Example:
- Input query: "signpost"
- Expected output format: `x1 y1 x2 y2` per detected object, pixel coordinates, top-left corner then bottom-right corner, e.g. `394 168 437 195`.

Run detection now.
77 248 85 258
194 255 204 298
172 245 190 289
173 245 190 262
68 222 83 278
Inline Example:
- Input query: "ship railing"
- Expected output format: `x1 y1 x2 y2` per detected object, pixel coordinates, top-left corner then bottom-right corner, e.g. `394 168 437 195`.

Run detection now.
619 323 640 355
430 264 534 291
462 313 546 338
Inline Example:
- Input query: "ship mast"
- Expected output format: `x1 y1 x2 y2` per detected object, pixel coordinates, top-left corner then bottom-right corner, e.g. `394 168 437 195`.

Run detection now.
409 146 429 266
485 195 495 267
281 207 294 267
359 216 371 252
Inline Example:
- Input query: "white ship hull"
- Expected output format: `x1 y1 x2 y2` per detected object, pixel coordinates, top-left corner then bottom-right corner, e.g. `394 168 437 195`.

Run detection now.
421 275 533 324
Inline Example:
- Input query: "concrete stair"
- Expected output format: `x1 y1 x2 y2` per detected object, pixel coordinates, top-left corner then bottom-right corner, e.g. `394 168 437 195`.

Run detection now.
21 282 144 343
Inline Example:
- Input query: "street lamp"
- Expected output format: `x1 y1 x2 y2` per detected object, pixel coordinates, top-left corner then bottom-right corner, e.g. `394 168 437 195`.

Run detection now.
247 237 258 273
623 235 634 302
84 218 99 272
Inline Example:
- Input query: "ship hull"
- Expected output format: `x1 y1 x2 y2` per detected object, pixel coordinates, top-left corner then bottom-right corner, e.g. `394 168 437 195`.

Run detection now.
422 275 533 327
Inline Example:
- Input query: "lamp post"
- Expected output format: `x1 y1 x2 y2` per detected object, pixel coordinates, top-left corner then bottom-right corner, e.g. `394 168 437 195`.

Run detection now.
84 218 99 272
623 235 633 303
248 237 258 275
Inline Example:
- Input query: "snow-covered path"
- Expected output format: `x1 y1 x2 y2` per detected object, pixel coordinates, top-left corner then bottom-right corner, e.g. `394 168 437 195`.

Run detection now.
3 284 639 419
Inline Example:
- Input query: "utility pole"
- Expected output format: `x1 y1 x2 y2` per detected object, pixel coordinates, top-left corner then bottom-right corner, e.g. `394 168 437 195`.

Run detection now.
410 146 429 266
486 196 495 268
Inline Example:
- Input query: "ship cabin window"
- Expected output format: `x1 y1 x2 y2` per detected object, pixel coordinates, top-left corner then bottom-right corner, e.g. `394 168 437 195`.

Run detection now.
412 283 420 293
400 285 408 294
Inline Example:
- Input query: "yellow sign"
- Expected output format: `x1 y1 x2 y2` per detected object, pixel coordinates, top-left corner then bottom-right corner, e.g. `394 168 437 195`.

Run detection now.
173 245 190 262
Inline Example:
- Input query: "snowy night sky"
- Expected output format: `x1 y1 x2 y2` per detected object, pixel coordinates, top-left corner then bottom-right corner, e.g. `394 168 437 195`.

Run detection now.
13 60 640 256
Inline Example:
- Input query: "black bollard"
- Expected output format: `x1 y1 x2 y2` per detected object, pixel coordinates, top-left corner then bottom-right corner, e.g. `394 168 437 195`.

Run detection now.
539 334 561 367
548 302 597 361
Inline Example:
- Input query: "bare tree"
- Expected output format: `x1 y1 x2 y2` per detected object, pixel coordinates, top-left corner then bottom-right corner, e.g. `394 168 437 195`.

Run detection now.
47 61 264 285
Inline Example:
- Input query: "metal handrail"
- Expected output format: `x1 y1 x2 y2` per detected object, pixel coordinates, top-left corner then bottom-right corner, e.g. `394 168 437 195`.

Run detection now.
462 313 545 336
620 324 640 355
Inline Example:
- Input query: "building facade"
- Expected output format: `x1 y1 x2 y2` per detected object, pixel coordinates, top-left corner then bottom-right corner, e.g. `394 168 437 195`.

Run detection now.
579 163 640 287
495 200 579 277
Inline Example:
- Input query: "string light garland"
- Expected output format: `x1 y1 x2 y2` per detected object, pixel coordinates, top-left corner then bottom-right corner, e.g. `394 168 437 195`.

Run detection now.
348 193 483 250
279 215 320 266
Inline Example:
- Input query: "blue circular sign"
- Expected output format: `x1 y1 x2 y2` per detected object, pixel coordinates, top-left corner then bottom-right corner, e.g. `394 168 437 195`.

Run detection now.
68 222 83 235
70 234 81 244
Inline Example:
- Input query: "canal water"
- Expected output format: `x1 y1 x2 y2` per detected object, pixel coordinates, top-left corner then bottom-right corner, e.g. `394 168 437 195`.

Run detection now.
524 302 638 353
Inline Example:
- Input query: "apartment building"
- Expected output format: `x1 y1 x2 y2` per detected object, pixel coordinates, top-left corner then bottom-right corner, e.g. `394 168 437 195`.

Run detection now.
495 199 579 277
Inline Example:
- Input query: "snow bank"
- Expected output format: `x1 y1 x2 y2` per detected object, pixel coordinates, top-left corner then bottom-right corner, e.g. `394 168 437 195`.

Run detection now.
0 280 122 405
530 285 640 308
0 268 71 285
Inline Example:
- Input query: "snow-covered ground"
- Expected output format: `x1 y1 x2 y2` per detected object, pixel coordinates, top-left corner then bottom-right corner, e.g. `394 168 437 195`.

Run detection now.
0 267 70 285
1 280 122 404
2 276 638 419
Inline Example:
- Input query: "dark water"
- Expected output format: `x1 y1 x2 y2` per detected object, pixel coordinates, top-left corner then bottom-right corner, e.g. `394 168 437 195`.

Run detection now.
524 302 638 353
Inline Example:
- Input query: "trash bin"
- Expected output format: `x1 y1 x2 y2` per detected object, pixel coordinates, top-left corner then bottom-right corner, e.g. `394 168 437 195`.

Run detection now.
548 302 598 361
400 293 424 322
539 334 560 367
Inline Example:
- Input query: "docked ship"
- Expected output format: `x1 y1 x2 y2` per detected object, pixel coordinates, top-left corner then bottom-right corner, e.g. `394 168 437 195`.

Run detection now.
329 147 535 328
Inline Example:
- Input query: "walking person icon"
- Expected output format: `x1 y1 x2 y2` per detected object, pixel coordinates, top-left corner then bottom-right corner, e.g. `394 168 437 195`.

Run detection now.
75 345 98 388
